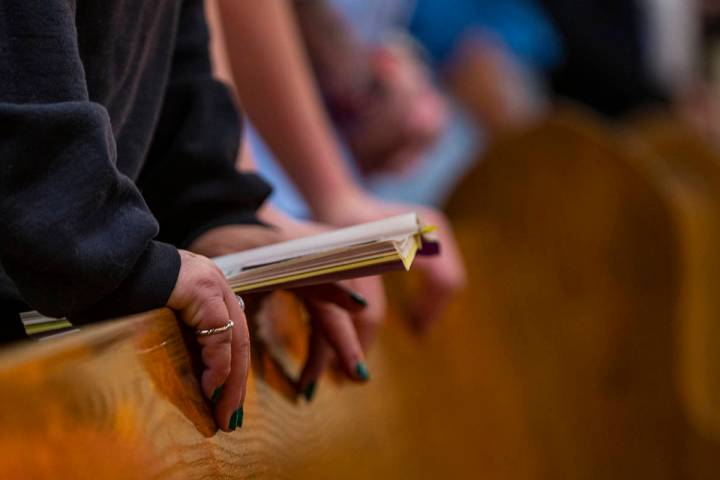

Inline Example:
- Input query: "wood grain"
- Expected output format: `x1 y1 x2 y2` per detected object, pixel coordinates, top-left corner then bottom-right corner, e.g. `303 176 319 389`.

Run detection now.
0 291 506 479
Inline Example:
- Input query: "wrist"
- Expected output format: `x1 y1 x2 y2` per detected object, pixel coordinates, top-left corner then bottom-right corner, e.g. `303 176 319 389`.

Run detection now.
308 183 370 225
310 185 373 225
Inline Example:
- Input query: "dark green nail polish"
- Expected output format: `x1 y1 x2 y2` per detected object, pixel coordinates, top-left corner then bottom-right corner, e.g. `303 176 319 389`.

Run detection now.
228 408 240 431
349 291 368 308
355 362 370 381
303 381 317 402
211 386 223 404
235 407 244 429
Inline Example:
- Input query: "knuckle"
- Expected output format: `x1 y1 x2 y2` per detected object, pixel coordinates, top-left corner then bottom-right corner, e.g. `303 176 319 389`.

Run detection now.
194 274 219 294
196 296 228 326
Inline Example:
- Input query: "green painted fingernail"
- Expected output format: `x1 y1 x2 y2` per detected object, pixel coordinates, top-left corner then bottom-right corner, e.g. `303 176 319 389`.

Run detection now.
355 362 370 381
303 381 317 402
228 408 239 431
211 386 223 404
349 291 368 308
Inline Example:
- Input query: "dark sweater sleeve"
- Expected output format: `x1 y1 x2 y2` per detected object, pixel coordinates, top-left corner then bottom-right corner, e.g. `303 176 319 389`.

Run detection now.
0 0 180 320
138 0 272 248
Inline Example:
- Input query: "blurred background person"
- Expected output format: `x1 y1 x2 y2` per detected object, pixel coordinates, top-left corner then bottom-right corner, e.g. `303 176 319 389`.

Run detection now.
208 0 467 333
297 0 563 208
405 0 562 132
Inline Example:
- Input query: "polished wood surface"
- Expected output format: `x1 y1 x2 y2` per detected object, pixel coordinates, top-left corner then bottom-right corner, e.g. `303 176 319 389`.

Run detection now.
625 114 720 441
446 112 683 479
4 111 720 478
0 291 502 479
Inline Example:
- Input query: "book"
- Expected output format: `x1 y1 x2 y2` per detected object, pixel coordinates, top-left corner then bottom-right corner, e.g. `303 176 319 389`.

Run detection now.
22 213 438 336
216 212 437 294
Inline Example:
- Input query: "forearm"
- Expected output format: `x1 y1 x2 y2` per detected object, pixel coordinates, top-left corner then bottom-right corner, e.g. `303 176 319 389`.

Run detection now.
215 0 364 215
0 0 180 319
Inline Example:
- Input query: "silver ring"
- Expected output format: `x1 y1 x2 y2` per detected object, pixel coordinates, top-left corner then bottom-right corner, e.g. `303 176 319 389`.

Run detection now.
235 294 245 311
196 319 234 337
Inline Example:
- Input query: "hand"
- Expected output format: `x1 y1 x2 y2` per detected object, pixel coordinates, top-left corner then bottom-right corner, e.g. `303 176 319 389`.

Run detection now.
167 250 249 432
292 276 386 400
446 37 542 133
188 224 285 258
188 223 387 401
342 42 448 175
315 192 467 332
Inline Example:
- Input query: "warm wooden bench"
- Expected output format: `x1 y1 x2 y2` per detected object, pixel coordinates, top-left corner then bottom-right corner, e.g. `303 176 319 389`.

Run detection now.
0 290 495 479
444 109 720 478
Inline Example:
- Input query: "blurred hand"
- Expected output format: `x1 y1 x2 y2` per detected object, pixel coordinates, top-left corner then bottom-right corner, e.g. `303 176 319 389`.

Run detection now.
446 37 543 133
167 250 249 432
315 191 467 332
341 42 448 176
674 81 720 142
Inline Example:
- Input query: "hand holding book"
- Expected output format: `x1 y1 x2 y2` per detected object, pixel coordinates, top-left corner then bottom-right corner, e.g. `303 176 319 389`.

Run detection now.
313 191 466 331
23 214 439 416
191 213 437 403
212 213 438 293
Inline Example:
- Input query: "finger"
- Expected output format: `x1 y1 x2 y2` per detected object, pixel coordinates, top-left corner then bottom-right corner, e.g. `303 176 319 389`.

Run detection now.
293 283 368 313
217 287 250 432
187 293 234 428
409 254 463 332
296 327 332 402
345 277 386 351
407 212 467 332
409 266 451 333
306 300 369 382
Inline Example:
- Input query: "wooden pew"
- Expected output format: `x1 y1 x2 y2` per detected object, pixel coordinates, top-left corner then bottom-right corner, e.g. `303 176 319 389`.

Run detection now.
443 109 720 479
624 113 720 465
0 290 503 479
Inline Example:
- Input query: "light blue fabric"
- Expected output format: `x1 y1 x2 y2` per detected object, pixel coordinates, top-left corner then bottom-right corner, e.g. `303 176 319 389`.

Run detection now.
365 102 480 206
246 125 311 219
249 100 479 216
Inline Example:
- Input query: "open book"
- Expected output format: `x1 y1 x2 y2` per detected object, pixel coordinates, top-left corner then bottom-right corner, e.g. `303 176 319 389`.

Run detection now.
216 212 438 293
23 213 437 336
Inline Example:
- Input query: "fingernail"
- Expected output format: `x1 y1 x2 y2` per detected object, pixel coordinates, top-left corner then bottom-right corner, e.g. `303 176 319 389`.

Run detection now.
211 386 223 404
228 408 242 431
355 362 370 382
303 381 317 402
349 291 368 308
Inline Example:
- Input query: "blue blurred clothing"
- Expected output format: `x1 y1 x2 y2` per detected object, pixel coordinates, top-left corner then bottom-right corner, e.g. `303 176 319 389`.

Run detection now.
247 125 311 219
409 0 563 71
249 99 479 216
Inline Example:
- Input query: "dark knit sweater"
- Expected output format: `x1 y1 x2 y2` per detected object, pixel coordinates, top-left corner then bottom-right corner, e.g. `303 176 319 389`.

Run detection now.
0 0 270 334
